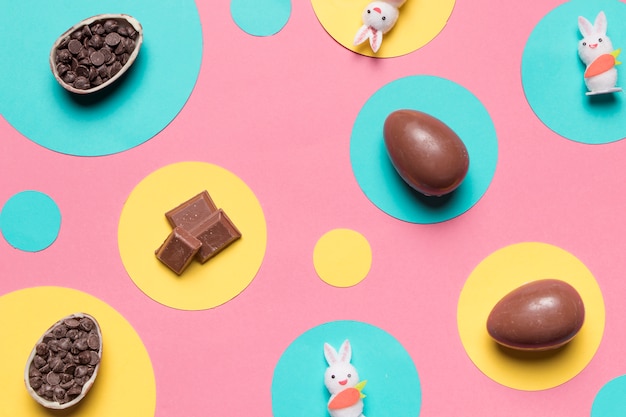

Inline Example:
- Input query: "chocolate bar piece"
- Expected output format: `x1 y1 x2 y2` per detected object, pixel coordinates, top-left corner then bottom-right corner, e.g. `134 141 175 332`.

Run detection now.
165 191 218 231
190 209 241 263
155 226 202 275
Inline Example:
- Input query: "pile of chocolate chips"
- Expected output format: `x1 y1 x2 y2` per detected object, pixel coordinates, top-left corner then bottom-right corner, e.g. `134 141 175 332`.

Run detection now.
54 18 138 91
27 316 101 405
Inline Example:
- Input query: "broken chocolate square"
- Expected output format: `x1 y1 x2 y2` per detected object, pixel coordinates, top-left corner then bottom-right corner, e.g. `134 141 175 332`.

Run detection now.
155 226 202 275
190 209 242 263
164 191 218 231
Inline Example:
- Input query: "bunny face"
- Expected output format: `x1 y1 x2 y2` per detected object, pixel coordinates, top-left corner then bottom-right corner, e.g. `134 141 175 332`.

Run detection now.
578 11 614 64
324 361 360 395
323 340 361 395
361 1 399 33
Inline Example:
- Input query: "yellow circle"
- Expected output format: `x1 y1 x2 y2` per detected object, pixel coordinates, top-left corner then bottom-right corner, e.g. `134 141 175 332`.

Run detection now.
0 286 155 416
118 161 267 310
313 228 372 287
310 0 455 58
457 242 605 391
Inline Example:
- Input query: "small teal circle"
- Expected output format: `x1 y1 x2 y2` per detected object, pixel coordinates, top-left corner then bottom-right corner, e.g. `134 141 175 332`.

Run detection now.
350 75 498 223
230 0 291 36
521 0 626 144
591 375 626 416
0 191 62 252
0 0 202 156
272 320 421 417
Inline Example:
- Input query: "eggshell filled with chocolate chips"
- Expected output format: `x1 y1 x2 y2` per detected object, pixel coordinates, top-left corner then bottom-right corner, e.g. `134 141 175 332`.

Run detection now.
383 109 469 196
486 279 585 351
24 313 103 409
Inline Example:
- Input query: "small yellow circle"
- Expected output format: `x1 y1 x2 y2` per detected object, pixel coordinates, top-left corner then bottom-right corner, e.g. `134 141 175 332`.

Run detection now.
310 0 455 58
457 242 605 390
118 161 267 310
0 286 155 416
314 228 372 287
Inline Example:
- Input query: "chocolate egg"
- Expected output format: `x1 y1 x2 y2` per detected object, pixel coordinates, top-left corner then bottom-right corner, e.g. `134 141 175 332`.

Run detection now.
383 109 469 196
486 279 585 351
24 313 103 409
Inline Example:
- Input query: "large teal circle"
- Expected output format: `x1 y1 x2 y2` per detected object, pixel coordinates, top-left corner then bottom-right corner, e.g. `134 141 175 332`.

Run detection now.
591 375 626 416
0 191 61 252
350 75 498 223
272 320 421 417
521 0 626 144
0 1 202 156
230 0 291 36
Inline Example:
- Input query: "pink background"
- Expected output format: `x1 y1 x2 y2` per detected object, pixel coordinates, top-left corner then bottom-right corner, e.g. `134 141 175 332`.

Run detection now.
2 1 626 416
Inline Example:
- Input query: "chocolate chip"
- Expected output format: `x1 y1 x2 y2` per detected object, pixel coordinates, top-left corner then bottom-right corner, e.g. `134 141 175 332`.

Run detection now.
35 343 49 357
105 32 121 47
75 65 90 78
103 19 119 33
73 76 91 90
87 333 100 350
67 39 83 55
30 377 44 390
46 372 61 386
79 318 94 332
78 351 91 365
90 50 105 66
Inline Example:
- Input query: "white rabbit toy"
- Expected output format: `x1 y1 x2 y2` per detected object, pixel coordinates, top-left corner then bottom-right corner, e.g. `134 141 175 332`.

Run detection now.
324 340 367 417
353 0 407 53
578 11 622 95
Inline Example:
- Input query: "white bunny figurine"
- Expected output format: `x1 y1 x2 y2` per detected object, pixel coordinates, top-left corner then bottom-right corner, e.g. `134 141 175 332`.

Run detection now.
577 11 622 95
324 340 367 417
353 0 407 53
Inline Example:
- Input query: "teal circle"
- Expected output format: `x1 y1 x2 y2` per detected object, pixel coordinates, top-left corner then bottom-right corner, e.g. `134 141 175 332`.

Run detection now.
591 375 626 416
350 75 498 223
0 1 202 156
521 0 626 144
0 191 62 252
230 0 291 36
272 320 421 417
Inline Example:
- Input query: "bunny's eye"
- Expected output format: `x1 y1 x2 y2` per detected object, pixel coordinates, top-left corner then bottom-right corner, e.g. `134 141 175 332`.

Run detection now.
331 375 335 379
599 38 603 42
382 16 386 20
367 9 371 13
582 42 587 46
347 373 352 378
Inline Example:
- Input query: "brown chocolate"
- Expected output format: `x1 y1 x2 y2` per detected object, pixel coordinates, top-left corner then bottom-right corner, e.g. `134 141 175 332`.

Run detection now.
50 14 142 94
383 109 469 197
190 209 242 263
25 314 102 409
155 226 202 275
165 191 218 231
486 279 585 351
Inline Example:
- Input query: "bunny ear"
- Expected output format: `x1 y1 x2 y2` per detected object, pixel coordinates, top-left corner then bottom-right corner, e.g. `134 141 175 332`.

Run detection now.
324 343 339 365
578 15 594 37
354 25 370 46
385 0 407 7
370 29 383 53
338 340 352 362
594 11 607 34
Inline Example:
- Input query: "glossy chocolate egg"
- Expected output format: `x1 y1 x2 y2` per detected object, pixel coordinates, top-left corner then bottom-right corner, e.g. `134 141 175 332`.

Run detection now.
383 109 469 196
487 279 585 351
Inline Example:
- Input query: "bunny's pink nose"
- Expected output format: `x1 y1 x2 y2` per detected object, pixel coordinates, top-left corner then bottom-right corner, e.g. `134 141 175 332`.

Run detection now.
339 379 348 385
373 7 382 13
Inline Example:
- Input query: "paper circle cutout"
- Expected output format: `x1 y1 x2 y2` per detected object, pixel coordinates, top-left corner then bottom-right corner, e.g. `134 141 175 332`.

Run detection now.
591 375 626 416
0 1 202 156
231 0 291 36
310 0 454 58
0 286 155 416
521 0 626 144
118 161 267 310
0 191 61 252
272 320 421 417
351 75 498 223
457 242 605 391
313 229 372 287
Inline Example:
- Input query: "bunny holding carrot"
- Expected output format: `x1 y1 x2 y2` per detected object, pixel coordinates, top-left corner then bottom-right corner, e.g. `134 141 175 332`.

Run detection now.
324 340 367 417
578 11 622 95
